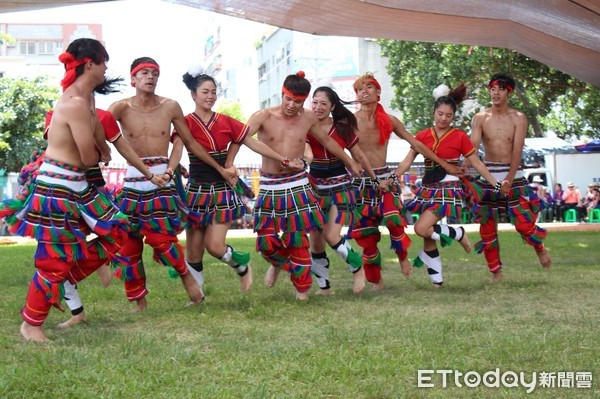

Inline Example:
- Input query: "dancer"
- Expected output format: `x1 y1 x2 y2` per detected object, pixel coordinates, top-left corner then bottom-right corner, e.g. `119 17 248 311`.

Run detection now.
0 38 129 341
308 86 384 295
53 107 169 328
465 73 551 280
108 57 237 311
176 67 298 296
349 72 462 290
246 71 361 300
397 83 500 287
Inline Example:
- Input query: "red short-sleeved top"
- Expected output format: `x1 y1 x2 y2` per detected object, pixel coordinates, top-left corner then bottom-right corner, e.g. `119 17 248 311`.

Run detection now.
415 127 475 160
307 126 358 159
171 112 248 151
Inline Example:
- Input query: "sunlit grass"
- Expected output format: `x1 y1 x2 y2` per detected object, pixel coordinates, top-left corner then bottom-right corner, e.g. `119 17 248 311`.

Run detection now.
0 231 598 398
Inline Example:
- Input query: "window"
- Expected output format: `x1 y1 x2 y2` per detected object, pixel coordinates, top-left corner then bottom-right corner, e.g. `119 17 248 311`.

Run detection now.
18 41 61 56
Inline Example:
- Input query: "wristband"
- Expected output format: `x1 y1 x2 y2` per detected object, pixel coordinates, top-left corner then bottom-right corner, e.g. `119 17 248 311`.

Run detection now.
165 171 173 182
147 173 155 181
280 157 290 169
301 158 308 170
493 181 502 193
371 177 381 187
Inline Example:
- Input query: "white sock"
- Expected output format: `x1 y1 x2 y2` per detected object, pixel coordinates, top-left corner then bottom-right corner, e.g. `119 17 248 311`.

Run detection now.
310 252 330 289
220 245 248 275
420 249 443 285
63 280 83 314
185 260 204 295
431 225 463 242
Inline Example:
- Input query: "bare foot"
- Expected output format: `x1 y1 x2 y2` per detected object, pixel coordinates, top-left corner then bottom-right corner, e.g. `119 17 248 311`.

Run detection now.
264 265 281 288
20 322 49 343
492 271 504 282
96 263 112 287
296 291 309 301
352 268 366 294
315 288 335 295
57 312 88 329
181 273 204 304
458 228 472 253
537 247 551 269
400 258 413 278
240 265 253 293
132 297 148 313
371 278 385 292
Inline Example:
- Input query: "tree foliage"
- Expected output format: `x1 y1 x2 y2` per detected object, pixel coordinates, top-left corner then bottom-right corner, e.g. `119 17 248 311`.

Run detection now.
216 99 246 122
378 41 600 139
0 77 58 173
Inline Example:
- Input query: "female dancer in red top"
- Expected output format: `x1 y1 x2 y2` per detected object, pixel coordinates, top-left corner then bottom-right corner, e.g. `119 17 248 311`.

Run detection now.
307 86 384 294
395 83 500 287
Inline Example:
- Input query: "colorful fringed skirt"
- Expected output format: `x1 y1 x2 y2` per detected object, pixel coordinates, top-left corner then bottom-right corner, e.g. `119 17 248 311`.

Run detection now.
0 158 129 261
352 166 406 223
465 162 541 224
311 173 357 226
406 176 467 219
184 178 247 227
253 170 324 235
115 157 189 236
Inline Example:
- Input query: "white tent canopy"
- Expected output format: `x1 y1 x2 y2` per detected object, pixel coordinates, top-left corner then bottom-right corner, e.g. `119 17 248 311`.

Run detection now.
2 0 599 87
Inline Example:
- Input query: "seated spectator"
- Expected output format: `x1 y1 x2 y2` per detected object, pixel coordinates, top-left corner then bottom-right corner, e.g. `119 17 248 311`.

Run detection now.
583 186 600 220
562 182 586 222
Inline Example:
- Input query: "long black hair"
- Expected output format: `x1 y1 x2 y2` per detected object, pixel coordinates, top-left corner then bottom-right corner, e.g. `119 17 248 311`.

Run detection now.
313 86 358 144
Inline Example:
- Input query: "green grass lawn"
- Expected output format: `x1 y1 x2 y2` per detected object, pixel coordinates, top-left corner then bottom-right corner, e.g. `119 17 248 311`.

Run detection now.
0 231 598 398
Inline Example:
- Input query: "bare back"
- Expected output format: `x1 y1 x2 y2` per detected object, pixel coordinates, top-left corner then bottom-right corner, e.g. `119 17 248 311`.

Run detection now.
109 95 178 158
250 106 315 174
471 106 527 163
45 89 99 168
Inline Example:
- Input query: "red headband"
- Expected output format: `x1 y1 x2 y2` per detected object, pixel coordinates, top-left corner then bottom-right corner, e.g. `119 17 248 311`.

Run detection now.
130 62 160 77
281 71 308 100
488 80 513 92
58 52 91 91
354 76 381 93
281 86 308 101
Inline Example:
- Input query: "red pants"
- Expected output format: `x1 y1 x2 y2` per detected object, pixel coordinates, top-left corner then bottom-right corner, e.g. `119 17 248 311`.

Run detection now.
21 245 109 326
350 193 411 284
478 197 546 273
117 231 187 302
256 227 312 293
350 223 409 284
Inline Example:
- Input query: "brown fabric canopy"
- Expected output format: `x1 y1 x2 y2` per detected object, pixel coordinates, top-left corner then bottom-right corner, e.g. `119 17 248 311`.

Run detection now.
2 0 599 86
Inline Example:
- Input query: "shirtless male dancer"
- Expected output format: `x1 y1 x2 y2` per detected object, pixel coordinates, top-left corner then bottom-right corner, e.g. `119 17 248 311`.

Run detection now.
108 57 237 311
0 38 129 341
245 71 362 300
466 73 551 280
350 73 462 290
